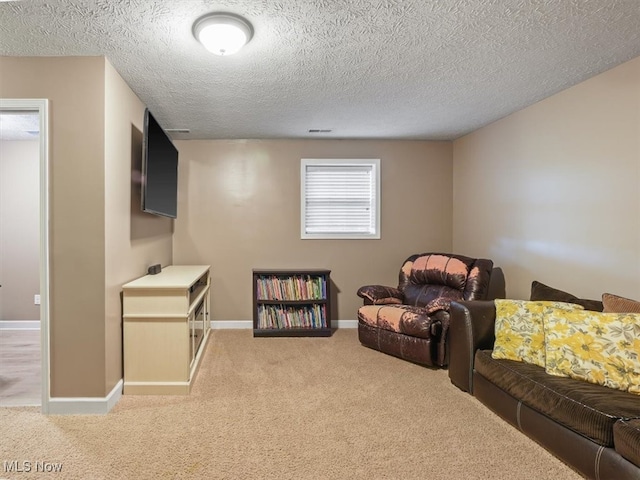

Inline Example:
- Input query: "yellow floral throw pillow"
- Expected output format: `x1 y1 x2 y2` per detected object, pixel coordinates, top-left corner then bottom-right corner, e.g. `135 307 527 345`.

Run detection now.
544 309 640 394
492 299 583 367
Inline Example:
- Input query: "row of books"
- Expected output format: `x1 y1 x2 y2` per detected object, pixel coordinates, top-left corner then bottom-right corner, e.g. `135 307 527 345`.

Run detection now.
256 304 327 329
256 275 327 301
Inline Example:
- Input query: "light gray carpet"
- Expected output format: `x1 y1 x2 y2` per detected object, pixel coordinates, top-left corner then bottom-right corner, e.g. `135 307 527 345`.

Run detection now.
0 329 582 479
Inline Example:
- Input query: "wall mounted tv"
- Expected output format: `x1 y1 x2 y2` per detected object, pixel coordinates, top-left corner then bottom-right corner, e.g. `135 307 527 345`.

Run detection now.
141 108 179 219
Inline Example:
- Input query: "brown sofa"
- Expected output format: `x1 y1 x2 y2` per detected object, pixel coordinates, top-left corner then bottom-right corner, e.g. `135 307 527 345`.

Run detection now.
357 253 493 367
448 300 640 480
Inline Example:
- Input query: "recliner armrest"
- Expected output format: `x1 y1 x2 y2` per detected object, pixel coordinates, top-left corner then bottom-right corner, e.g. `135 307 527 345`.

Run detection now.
356 285 404 305
448 300 496 394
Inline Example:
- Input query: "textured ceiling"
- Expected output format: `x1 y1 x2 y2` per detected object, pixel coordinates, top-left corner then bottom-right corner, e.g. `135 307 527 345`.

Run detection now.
1 0 639 140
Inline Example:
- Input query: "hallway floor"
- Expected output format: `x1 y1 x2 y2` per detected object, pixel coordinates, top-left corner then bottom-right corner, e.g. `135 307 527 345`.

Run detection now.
0 329 40 406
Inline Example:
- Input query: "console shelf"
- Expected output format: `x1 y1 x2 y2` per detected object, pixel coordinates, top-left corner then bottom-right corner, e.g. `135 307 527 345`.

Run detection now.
252 269 332 337
122 265 211 394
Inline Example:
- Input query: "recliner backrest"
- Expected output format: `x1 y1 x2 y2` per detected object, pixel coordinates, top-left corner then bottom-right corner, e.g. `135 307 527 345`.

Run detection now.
398 253 493 307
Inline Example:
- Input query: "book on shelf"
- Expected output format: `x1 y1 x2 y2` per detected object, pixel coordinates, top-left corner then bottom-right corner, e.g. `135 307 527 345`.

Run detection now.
257 304 327 329
256 274 326 301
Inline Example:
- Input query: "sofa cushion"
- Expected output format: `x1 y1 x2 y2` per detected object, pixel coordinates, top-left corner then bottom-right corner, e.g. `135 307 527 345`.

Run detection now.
614 419 640 468
357 304 433 339
530 280 603 311
544 309 640 394
602 293 640 313
475 350 640 446
492 299 583 367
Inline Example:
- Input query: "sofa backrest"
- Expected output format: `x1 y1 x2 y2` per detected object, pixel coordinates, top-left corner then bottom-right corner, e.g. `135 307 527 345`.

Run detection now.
398 253 494 307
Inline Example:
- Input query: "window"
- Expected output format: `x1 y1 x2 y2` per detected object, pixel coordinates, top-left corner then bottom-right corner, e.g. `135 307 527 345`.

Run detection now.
301 158 380 239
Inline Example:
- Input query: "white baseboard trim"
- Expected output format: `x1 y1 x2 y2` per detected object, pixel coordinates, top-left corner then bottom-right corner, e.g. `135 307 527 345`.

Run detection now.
0 320 40 330
47 379 123 415
210 320 357 329
332 319 357 328
211 320 253 329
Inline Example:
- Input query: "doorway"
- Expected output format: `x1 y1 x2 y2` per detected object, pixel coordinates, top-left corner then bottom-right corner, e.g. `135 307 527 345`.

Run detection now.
0 99 50 413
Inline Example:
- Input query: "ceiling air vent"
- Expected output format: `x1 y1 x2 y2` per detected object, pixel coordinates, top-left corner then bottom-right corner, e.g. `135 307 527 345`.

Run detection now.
308 129 332 133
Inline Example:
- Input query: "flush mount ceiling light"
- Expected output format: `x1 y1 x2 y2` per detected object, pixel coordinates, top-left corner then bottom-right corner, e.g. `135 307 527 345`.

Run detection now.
193 12 253 56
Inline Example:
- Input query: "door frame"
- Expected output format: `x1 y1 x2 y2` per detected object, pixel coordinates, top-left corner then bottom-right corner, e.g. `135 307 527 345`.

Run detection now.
0 99 51 413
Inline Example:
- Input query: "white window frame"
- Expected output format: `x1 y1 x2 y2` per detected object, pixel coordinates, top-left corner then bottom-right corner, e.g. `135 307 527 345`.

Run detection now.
301 158 381 240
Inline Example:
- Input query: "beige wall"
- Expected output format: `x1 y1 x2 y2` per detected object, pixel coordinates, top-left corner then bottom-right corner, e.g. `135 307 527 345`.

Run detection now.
1 56 108 397
453 55 640 301
0 56 172 398
104 61 173 392
173 139 453 321
0 140 40 321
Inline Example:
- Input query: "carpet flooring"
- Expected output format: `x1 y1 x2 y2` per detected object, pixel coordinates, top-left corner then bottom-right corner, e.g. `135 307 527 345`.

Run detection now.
0 329 582 479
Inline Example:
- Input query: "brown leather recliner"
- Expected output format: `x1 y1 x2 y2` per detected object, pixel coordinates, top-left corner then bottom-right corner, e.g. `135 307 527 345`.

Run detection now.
357 252 493 367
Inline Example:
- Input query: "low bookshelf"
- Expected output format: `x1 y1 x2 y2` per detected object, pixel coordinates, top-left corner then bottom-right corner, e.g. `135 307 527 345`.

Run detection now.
252 269 332 337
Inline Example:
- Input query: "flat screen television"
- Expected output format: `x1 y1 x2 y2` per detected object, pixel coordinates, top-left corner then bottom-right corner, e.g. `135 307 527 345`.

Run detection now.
141 108 179 218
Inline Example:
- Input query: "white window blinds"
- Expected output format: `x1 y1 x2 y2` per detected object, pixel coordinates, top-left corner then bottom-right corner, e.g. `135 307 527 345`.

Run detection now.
301 159 380 239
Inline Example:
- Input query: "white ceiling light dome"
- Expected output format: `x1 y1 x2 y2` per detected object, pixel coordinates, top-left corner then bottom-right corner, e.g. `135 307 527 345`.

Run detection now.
193 12 254 56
